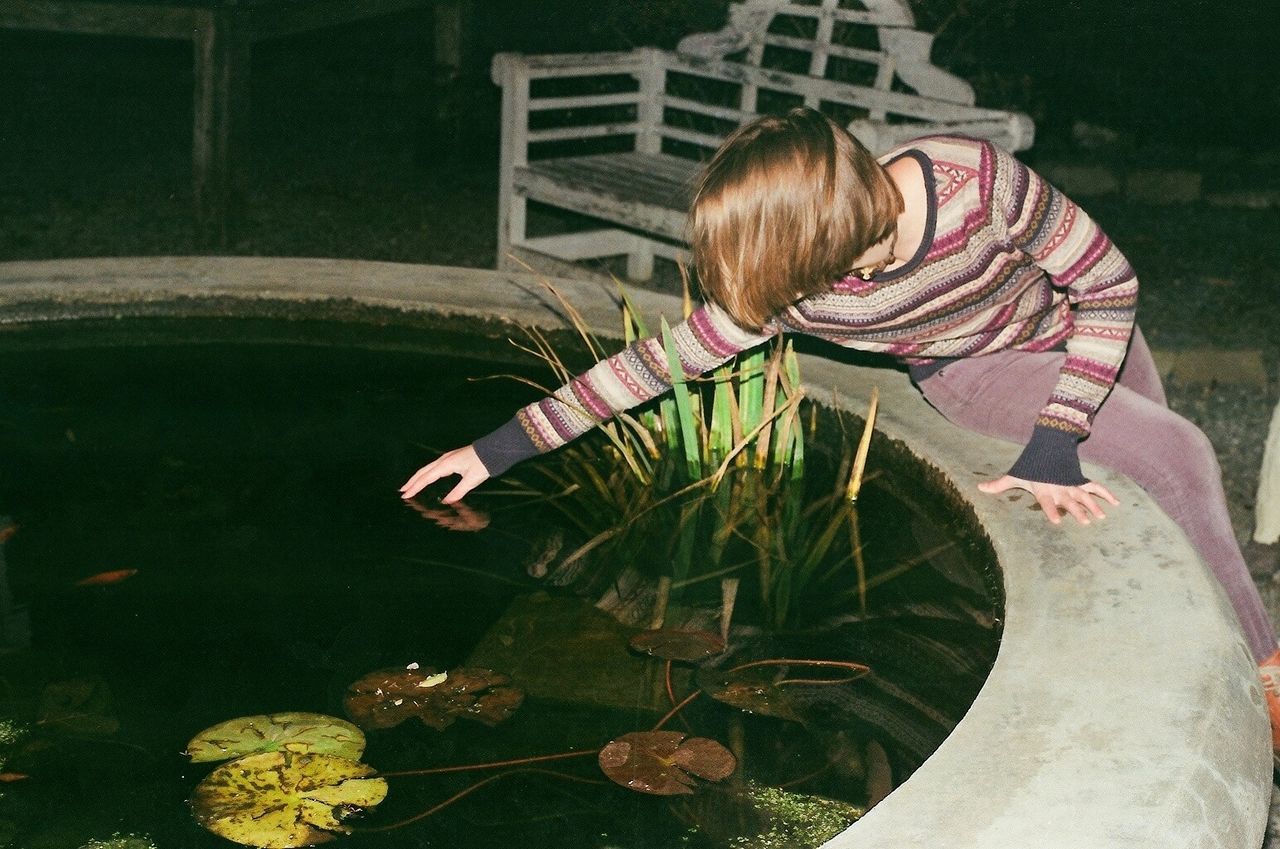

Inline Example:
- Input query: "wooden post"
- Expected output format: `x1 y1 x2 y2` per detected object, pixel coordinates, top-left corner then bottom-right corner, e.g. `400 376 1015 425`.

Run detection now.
193 7 250 249
425 0 466 158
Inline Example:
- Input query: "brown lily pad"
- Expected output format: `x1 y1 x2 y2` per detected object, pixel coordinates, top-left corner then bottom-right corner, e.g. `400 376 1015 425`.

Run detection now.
598 730 736 796
697 658 872 727
343 665 523 731
628 629 725 663
38 676 119 736
697 665 803 723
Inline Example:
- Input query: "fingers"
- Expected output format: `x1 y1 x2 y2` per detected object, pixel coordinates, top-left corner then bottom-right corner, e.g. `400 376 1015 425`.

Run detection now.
400 461 446 499
1033 490 1063 525
1074 488 1106 521
979 473 1119 527
400 445 488 501
442 469 487 505
1081 480 1120 507
1058 495 1091 526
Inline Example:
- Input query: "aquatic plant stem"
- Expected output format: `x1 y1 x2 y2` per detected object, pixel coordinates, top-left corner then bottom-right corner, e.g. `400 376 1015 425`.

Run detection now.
650 575 672 630
355 768 607 832
663 658 696 733
652 658 871 733
377 748 599 779
727 658 871 687
850 507 868 615
720 577 739 643
847 387 879 503
665 659 677 708
859 541 958 594
652 690 702 732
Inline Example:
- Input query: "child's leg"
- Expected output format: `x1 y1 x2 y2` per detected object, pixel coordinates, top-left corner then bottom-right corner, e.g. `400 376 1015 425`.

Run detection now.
1115 326 1167 407
917 344 1277 662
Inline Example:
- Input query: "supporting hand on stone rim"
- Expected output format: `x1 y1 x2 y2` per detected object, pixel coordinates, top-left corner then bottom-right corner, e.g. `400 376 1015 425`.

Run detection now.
979 474 1119 526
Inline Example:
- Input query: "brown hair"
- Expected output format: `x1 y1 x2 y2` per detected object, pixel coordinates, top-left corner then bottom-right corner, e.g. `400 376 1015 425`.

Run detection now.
688 107 903 330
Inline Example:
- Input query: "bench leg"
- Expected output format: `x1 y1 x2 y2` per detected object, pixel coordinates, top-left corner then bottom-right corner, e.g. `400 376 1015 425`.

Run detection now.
626 237 656 281
193 8 250 249
496 189 527 271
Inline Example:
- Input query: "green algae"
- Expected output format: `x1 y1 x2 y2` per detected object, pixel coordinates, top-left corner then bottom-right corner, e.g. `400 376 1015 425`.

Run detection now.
728 783 864 849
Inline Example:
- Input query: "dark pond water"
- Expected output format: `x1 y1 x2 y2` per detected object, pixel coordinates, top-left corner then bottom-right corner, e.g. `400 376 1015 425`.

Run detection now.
0 317 1001 849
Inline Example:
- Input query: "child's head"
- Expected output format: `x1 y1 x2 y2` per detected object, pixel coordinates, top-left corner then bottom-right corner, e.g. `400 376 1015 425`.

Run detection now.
689 107 902 330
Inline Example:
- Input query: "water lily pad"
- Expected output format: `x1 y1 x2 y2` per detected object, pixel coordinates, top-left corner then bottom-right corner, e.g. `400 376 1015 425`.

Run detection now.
598 730 736 795
191 751 387 848
467 593 685 713
186 713 366 763
343 666 523 731
628 629 725 662
39 676 119 736
696 665 805 723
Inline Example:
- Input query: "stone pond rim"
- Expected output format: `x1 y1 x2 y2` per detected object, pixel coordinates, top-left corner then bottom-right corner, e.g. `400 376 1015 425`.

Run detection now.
0 256 1269 848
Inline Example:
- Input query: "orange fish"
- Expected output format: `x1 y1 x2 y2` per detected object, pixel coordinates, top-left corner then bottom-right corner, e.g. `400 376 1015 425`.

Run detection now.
0 524 17 543
0 773 29 782
74 569 138 588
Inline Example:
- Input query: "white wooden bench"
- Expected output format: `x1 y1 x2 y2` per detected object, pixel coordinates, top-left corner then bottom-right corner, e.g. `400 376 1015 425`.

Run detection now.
491 0 1035 283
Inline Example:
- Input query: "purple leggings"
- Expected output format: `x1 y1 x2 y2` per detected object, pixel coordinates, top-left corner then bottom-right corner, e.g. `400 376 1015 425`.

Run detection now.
915 328 1278 662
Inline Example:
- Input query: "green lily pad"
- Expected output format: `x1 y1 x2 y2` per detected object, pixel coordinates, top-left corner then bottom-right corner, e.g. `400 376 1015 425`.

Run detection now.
191 751 387 848
185 713 366 764
598 730 736 795
343 666 523 731
628 629 725 662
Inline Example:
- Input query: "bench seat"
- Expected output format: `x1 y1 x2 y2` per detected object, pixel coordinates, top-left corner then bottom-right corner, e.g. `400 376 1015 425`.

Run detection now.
516 152 697 243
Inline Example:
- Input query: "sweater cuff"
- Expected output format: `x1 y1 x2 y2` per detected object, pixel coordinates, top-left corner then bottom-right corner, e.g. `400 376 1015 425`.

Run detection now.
472 416 540 478
1006 425 1087 486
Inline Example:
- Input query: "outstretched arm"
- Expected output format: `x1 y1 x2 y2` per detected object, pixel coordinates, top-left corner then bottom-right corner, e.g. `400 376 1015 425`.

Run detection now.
400 302 774 502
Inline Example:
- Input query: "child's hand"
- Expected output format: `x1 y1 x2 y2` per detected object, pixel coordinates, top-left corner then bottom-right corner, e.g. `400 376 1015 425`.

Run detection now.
400 445 490 503
978 474 1119 526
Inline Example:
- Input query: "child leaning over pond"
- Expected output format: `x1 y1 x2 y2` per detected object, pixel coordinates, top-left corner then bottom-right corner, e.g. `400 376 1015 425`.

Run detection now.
401 106 1280 757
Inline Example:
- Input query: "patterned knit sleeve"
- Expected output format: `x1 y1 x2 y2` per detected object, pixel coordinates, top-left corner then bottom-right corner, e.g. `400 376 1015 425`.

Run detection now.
994 144 1139 486
471 302 776 477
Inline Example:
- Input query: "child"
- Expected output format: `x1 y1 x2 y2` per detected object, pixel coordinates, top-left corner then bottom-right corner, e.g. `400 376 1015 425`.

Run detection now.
401 107 1280 750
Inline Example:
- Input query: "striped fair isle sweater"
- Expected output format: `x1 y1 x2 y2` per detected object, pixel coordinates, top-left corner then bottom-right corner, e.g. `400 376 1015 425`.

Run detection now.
473 136 1138 486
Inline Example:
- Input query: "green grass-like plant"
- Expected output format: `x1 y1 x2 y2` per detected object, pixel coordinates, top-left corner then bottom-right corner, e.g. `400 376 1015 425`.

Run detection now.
506 280 876 630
